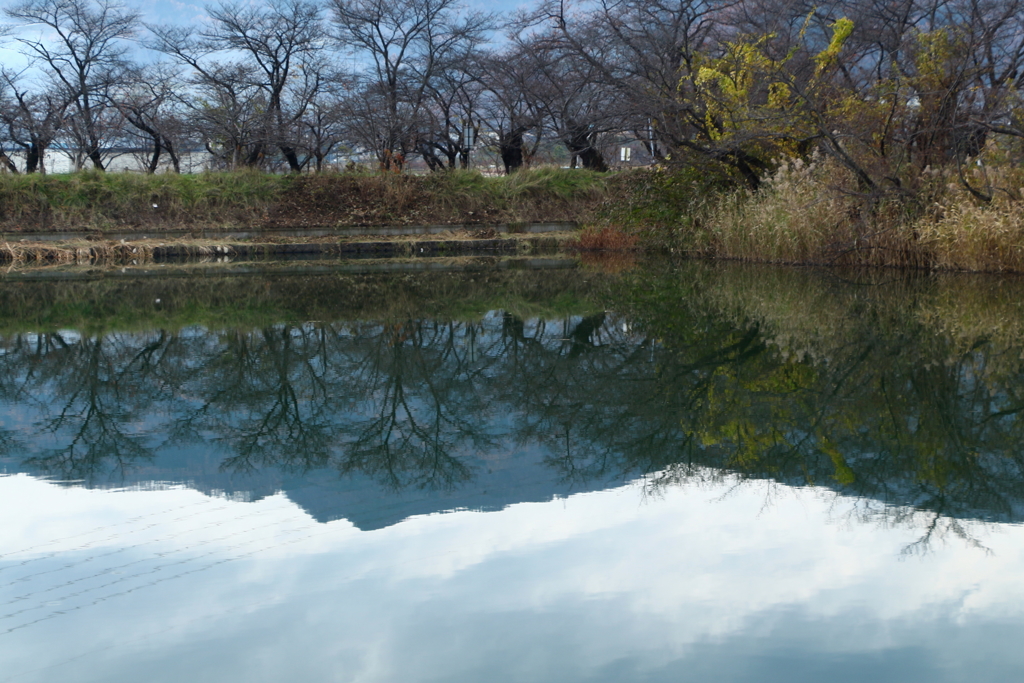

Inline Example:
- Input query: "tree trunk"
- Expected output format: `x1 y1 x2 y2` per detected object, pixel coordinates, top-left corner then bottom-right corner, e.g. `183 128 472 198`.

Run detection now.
87 146 105 170
79 92 106 171
281 144 301 172
245 144 265 167
147 134 163 174
164 139 180 173
565 126 608 172
417 143 445 171
0 150 19 174
500 129 526 174
26 143 42 174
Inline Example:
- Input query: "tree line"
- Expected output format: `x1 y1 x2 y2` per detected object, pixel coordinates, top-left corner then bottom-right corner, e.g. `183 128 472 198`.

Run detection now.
0 0 1021 189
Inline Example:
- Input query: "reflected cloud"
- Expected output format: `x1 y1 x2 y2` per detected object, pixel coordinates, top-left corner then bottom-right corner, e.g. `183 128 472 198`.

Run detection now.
0 473 1020 683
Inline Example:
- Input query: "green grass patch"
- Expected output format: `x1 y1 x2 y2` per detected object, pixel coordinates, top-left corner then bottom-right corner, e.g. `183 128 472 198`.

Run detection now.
0 170 292 231
0 167 617 233
594 165 738 249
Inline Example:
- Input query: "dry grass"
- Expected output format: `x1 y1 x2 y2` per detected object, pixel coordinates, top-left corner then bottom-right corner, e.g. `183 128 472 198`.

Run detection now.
704 156 1024 272
917 202 1024 272
262 166 611 228
0 238 237 267
0 240 151 265
0 230 578 270
914 164 1024 272
707 157 866 263
567 225 639 251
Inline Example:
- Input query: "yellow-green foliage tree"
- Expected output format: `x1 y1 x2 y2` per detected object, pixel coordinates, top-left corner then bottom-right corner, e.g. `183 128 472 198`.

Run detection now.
691 17 892 192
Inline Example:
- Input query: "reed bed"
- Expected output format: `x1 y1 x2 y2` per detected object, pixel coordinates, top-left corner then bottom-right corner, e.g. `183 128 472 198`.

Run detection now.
707 158 861 264
917 200 1024 272
701 157 1024 272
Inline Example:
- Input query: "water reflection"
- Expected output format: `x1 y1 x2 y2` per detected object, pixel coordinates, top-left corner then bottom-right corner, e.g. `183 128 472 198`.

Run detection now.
0 472 1021 683
3 261 1024 682
1 262 1024 540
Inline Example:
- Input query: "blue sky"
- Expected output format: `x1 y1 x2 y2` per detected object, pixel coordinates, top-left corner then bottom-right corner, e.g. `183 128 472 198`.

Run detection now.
122 0 530 26
0 0 532 72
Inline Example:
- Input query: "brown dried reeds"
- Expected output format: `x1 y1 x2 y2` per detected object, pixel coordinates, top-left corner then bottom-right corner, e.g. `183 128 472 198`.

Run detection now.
704 156 1024 272
568 226 639 251
0 239 235 267
2 242 81 265
707 157 865 264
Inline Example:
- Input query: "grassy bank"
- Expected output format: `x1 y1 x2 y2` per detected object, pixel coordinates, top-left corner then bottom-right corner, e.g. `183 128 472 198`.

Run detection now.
3 164 1024 273
0 167 611 233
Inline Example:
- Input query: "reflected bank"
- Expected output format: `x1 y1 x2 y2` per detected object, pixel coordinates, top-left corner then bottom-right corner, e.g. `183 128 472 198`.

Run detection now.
0 258 1023 538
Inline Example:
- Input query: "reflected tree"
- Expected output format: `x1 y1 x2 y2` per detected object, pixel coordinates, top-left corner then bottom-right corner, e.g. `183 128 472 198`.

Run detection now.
2 265 1024 550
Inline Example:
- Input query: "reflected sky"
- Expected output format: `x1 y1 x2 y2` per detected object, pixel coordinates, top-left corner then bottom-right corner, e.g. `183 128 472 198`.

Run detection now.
1 471 1021 683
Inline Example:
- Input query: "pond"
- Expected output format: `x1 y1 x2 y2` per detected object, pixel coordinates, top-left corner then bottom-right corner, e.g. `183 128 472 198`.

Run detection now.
1 256 1023 682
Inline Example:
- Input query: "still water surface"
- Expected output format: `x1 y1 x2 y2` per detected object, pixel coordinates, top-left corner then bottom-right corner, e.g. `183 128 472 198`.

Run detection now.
1 258 1023 682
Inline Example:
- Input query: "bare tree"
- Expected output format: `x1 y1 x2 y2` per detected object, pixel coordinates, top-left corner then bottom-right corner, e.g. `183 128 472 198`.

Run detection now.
475 44 544 173
298 75 350 172
149 0 327 171
4 0 139 170
110 63 186 173
511 33 622 170
0 79 20 173
329 0 494 169
0 72 70 173
413 39 485 170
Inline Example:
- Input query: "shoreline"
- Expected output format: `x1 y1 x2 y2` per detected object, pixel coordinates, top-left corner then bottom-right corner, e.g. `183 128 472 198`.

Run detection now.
3 230 1024 276
3 167 1024 274
0 231 578 267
